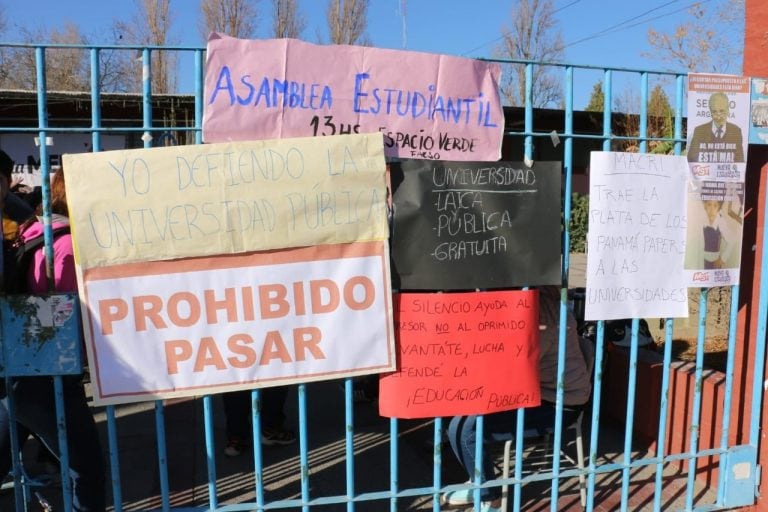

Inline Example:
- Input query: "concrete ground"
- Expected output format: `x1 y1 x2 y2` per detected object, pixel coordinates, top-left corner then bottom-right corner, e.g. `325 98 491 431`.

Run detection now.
0 379 719 511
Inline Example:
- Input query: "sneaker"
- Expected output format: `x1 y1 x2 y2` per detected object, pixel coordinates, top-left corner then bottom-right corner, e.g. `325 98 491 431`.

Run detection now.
224 436 249 457
440 488 474 507
261 426 296 446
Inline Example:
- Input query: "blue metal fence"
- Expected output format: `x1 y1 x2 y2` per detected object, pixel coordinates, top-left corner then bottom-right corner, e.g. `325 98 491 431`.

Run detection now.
0 41 763 512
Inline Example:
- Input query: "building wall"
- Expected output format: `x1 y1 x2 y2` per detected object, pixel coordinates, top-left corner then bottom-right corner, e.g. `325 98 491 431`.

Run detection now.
0 133 127 187
743 3 768 509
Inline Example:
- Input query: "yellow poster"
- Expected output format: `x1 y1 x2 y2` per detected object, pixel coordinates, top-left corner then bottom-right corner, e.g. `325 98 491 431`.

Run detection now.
64 133 388 269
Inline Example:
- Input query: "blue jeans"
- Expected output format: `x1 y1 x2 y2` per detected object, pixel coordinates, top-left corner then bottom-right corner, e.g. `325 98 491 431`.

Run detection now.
9 376 106 512
447 404 578 501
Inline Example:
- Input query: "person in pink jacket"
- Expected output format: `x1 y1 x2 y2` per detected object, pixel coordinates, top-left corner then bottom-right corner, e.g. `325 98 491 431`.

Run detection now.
19 188 76 293
6 169 106 511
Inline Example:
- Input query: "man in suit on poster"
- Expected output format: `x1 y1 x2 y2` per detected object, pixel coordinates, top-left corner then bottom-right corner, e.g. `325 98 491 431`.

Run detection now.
687 91 744 163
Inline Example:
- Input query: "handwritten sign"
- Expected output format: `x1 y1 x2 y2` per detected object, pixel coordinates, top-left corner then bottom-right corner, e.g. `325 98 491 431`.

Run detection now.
379 290 540 419
63 133 388 269
585 152 689 320
65 134 394 405
83 241 395 405
390 160 561 290
202 35 504 162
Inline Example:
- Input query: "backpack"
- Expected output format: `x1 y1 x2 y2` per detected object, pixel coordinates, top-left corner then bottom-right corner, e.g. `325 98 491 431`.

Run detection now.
2 225 71 294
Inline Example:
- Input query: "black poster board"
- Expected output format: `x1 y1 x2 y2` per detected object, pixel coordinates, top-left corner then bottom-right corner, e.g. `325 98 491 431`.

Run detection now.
390 160 561 290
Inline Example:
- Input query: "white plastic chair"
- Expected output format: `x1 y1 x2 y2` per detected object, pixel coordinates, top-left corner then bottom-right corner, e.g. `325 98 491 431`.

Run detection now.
498 336 594 510
499 408 587 510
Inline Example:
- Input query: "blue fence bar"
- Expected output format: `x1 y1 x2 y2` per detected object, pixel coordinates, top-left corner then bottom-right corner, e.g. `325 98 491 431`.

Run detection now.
388 417 398 512
253 388 266 508
297 384 309 511
687 289 710 509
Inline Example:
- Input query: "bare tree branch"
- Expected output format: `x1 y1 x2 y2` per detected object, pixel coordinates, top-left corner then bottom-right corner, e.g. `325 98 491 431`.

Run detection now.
272 0 305 38
96 26 138 93
645 0 744 73
0 23 89 91
496 0 564 108
326 0 369 45
199 0 259 40
0 4 11 88
116 0 178 93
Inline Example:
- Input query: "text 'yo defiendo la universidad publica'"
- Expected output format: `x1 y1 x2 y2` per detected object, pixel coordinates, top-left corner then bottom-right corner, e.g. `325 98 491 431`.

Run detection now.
64 134 389 268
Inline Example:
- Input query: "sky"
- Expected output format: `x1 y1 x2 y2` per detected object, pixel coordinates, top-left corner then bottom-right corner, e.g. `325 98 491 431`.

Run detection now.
0 0 744 108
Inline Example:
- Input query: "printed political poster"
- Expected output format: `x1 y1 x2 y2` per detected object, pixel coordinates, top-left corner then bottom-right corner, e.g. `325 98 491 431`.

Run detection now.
750 77 768 144
686 73 750 177
684 180 744 286
379 290 540 419
685 73 749 286
64 133 395 405
584 152 689 321
203 34 504 162
390 160 561 290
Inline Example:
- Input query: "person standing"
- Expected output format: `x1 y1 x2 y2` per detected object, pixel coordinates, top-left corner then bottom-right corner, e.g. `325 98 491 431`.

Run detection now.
1 168 107 511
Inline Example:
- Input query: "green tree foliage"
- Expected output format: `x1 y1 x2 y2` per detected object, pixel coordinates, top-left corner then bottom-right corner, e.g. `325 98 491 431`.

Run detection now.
585 82 605 112
568 192 589 253
614 84 675 154
0 4 10 87
647 84 674 154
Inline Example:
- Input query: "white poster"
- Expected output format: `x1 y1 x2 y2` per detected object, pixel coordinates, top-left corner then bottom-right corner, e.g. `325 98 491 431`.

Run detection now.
83 242 395 405
585 152 689 321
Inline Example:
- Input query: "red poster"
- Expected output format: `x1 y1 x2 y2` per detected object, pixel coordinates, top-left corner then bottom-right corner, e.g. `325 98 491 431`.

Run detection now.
379 290 540 419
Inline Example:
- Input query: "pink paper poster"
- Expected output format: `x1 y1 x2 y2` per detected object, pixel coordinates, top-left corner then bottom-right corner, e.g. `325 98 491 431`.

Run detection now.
203 35 504 162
